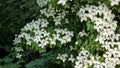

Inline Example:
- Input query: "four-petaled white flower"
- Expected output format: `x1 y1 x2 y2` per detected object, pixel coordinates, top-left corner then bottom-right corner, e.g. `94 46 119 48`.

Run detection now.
58 0 67 5
109 0 120 6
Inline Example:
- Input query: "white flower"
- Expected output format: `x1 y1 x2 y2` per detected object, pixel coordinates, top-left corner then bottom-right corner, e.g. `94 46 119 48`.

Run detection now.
37 0 50 7
40 19 49 28
26 41 32 45
38 43 44 48
69 46 74 50
109 0 120 6
57 53 68 62
16 53 22 59
40 7 55 18
58 0 67 5
68 54 75 63
54 18 61 26
34 35 41 43
79 30 86 37
13 37 21 45
53 28 74 45
74 48 92 68
15 47 23 52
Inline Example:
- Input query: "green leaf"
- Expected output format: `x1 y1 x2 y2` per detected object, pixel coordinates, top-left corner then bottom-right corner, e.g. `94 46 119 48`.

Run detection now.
0 23 2 29
86 21 95 33
26 58 52 68
0 57 13 63
1 63 21 68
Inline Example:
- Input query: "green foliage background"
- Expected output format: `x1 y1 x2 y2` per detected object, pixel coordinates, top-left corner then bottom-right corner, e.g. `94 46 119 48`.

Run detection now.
0 0 40 67
0 0 120 68
0 0 40 46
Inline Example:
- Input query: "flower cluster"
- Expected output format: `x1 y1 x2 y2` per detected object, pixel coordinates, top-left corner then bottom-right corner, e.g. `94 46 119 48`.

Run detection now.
57 53 75 63
14 18 74 57
77 3 120 68
74 48 91 68
33 29 51 48
74 48 119 68
40 5 67 26
77 3 120 49
53 28 74 45
103 48 120 67
53 10 67 26
13 18 49 47
14 47 24 59
13 0 74 58
40 5 55 18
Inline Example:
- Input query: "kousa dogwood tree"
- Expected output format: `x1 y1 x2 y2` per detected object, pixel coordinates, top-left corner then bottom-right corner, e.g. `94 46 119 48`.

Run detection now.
13 0 120 68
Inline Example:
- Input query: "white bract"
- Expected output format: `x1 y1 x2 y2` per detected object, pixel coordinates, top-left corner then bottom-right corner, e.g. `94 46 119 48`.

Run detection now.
68 54 75 63
57 53 68 62
15 47 23 59
109 0 120 6
37 0 50 7
58 0 67 6
78 30 86 37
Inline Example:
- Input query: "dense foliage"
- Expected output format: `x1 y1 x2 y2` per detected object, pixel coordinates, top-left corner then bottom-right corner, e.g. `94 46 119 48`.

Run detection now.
0 0 40 67
1 0 120 68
